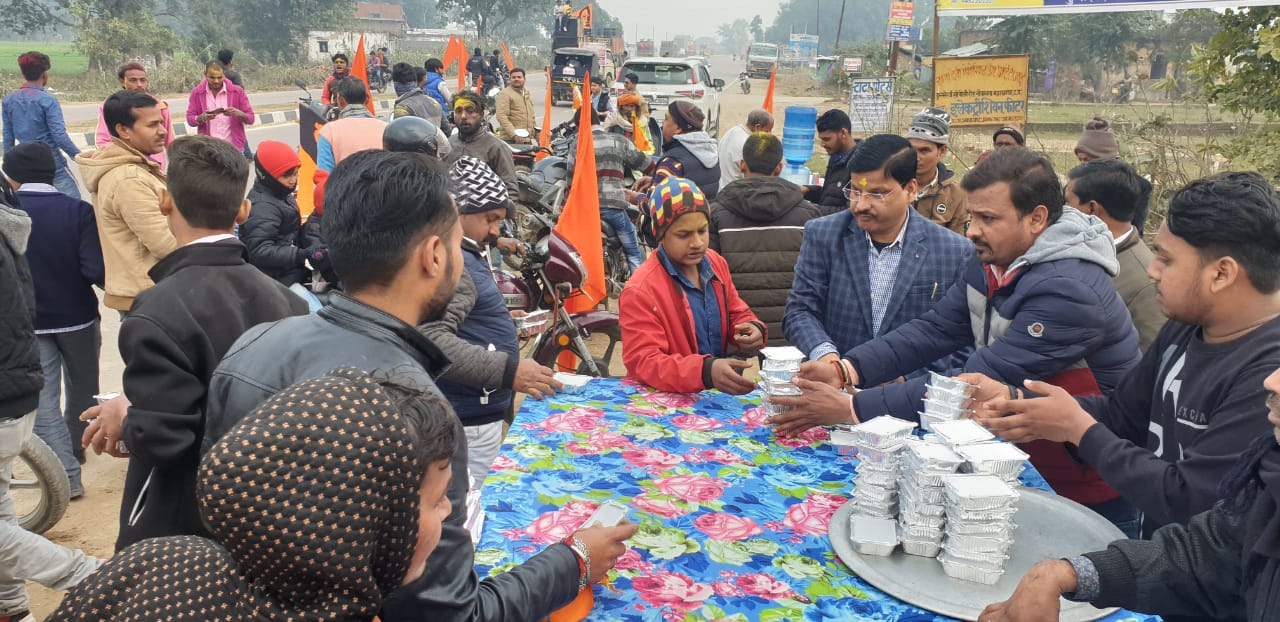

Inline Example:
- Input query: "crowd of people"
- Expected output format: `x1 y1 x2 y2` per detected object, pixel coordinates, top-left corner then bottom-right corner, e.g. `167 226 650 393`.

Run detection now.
0 44 1279 622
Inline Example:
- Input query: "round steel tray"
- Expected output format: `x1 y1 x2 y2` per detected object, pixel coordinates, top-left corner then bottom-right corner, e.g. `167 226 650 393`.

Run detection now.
829 487 1123 621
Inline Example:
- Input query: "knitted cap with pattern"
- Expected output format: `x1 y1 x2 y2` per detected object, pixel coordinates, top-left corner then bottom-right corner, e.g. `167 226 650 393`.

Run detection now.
450 155 511 215
647 175 708 241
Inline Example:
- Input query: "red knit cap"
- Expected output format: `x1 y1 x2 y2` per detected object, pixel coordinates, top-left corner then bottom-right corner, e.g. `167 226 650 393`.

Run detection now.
255 140 301 179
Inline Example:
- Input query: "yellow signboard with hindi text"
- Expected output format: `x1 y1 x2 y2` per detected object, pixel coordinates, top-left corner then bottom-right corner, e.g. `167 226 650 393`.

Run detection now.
931 55 1030 127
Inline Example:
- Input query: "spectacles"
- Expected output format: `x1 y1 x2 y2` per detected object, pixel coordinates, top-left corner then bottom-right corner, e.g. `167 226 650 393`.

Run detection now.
843 187 895 203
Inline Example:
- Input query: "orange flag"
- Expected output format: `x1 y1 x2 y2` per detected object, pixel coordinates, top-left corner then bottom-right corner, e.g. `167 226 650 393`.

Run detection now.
762 64 776 114
632 113 652 154
350 34 376 115
501 42 514 71
442 36 459 72
457 44 470 93
537 67 553 161
554 73 605 313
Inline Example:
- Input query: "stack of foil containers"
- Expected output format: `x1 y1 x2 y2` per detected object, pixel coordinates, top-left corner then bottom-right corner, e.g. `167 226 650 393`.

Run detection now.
896 439 965 557
939 475 1019 584
848 416 917 519
759 347 805 419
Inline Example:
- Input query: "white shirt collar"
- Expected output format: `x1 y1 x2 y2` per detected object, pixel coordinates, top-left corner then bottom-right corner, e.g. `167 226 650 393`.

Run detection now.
16 183 58 193
1112 226 1135 247
186 233 238 247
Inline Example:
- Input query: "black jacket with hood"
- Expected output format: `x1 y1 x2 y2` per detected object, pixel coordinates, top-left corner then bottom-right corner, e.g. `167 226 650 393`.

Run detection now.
658 131 721 199
0 197 40 420
241 179 309 286
709 176 824 347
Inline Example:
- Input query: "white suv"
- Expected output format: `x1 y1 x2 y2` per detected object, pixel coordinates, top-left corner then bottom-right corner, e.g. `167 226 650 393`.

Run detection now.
613 57 724 138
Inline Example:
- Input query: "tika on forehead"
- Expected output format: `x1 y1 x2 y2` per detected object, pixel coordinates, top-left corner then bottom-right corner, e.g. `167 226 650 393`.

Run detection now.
859 177 869 187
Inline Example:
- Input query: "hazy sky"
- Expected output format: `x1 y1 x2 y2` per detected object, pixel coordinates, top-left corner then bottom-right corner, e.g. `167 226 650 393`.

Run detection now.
596 0 778 43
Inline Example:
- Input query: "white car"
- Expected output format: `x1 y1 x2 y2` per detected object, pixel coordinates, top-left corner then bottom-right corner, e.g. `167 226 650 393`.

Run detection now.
613 57 724 138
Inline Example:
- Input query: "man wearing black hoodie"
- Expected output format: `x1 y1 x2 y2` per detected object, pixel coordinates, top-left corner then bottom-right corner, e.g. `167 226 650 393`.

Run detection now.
709 132 822 347
650 100 720 199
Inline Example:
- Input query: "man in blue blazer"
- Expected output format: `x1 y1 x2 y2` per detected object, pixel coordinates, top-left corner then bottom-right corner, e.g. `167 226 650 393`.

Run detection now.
783 134 973 395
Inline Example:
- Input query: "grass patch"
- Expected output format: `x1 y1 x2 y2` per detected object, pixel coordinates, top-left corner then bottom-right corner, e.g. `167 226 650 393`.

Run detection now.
0 41 87 75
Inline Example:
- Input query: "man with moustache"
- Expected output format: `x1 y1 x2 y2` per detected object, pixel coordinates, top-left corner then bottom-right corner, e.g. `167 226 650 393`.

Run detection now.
783 134 972 367
771 147 1141 534
202 151 635 622
966 171 1280 539
981 365 1280 622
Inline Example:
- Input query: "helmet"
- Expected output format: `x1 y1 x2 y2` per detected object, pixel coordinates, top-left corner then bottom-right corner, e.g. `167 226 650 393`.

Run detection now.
382 116 440 157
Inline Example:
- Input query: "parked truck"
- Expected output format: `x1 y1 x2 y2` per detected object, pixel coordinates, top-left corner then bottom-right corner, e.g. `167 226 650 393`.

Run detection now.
637 39 654 57
746 41 780 78
659 40 677 57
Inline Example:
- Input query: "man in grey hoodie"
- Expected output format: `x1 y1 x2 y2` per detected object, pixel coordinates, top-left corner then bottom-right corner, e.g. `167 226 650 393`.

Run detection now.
649 100 720 199
772 147 1142 532
709 132 822 346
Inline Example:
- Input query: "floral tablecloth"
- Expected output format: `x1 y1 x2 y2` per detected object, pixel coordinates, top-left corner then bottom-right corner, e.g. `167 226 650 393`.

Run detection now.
475 378 1158 622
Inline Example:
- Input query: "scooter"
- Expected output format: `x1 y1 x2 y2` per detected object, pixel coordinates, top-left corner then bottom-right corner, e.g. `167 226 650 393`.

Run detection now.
368 63 389 93
495 232 621 376
295 80 339 121
738 72 751 95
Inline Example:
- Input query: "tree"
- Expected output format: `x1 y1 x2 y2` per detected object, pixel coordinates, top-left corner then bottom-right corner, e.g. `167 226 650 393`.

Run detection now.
230 0 354 63
437 0 541 38
1189 7 1280 179
0 0 68 33
992 13 1161 82
66 0 181 69
749 14 764 41
766 0 892 52
717 19 751 54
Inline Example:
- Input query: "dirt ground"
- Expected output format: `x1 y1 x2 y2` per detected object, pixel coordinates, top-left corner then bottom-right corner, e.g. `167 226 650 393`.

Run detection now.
28 68 952 618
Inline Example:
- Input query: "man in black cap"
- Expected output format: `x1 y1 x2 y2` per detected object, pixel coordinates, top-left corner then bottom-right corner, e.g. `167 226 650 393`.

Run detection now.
643 100 720 200
3 142 103 498
904 106 968 234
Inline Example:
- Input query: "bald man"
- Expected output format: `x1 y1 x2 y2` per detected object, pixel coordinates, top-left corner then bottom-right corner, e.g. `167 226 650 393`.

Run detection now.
718 109 774 184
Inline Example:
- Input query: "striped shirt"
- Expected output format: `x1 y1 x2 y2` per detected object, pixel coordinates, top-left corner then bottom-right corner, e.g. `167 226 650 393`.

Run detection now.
568 128 651 211
867 218 908 335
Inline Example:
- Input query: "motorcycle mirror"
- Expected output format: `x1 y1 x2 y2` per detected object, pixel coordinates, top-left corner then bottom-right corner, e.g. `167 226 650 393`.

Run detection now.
295 80 306 89
515 128 531 138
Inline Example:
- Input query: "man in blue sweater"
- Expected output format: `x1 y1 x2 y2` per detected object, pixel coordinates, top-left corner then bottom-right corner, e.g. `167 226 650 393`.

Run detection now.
3 142 103 498
421 157 562 490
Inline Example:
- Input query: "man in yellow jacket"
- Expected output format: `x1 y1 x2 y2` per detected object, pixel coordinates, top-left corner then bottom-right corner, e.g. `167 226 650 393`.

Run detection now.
76 90 174 314
495 68 536 143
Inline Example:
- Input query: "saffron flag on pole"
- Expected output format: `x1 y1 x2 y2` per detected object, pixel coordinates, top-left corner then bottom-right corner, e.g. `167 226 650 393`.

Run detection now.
501 42 515 71
762 64 776 114
442 36 460 72
457 44 470 93
537 67 553 161
350 34 376 115
554 73 605 314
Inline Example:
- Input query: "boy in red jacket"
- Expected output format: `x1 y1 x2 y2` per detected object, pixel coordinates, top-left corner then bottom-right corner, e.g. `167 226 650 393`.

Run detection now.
620 175 765 394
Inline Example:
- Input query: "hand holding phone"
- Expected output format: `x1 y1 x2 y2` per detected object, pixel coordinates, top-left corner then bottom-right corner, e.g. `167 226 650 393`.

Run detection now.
584 500 629 528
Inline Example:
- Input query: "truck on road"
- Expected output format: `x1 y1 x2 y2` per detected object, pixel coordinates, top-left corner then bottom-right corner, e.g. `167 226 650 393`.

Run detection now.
745 42 780 78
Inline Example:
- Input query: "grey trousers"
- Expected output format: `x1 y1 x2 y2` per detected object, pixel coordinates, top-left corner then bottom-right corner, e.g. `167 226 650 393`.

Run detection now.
0 413 102 616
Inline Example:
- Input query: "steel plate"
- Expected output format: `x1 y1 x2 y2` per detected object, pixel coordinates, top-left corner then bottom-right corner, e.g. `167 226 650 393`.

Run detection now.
829 488 1123 621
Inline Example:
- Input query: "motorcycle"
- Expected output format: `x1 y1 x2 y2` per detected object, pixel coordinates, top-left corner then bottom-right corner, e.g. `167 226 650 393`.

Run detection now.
510 120 577 173
738 72 751 95
12 435 70 534
368 63 390 93
295 80 339 122
496 231 622 377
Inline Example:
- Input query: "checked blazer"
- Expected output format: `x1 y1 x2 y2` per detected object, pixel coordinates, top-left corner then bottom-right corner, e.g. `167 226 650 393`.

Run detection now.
783 208 973 373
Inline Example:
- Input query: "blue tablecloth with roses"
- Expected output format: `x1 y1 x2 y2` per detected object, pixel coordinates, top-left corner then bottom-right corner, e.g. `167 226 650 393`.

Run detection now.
475 378 1158 622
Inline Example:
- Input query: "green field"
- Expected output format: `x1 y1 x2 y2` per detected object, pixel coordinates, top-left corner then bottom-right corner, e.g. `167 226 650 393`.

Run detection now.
0 41 88 75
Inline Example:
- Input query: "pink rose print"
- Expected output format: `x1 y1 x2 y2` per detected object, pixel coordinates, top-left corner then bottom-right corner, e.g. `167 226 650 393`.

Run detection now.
654 474 728 502
775 426 830 448
488 455 522 472
631 570 713 611
740 406 771 428
646 392 697 409
622 447 683 471
782 492 848 536
621 403 667 418
614 548 654 573
712 578 744 597
526 406 604 434
694 513 763 541
670 414 723 431
566 430 635 455
523 501 597 544
698 448 751 465
632 492 689 518
736 573 794 600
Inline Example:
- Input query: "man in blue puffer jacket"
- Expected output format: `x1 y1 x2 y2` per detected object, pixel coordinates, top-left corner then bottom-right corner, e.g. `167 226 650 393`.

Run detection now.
770 147 1142 532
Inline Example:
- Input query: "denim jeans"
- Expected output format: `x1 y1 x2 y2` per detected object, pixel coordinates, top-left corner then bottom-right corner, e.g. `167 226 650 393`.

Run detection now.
600 207 643 272
52 166 81 200
1086 496 1143 539
35 322 101 488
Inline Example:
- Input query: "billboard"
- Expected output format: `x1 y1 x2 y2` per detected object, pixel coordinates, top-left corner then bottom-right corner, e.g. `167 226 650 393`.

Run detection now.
937 0 1277 16
790 33 819 60
932 55 1029 127
849 77 895 134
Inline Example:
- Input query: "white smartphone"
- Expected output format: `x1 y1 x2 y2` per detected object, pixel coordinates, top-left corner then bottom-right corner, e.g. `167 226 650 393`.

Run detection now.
585 500 629 528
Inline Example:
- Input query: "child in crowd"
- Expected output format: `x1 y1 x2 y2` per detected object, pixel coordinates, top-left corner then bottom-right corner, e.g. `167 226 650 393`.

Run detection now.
239 140 332 286
3 142 103 498
51 369 456 620
620 175 765 395
80 136 307 550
